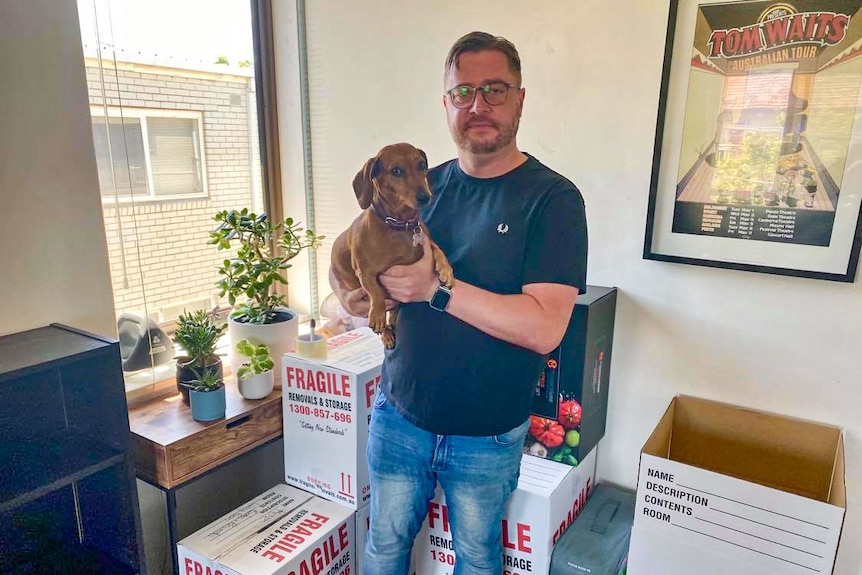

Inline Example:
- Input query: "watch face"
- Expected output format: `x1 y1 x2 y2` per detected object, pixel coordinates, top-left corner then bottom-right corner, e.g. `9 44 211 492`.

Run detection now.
429 285 451 311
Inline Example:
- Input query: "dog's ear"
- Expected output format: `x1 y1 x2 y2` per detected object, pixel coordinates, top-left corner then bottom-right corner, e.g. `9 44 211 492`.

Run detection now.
418 148 428 167
353 156 380 209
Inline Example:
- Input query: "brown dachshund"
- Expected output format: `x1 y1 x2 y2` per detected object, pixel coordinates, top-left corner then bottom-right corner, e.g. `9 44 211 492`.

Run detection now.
331 143 454 348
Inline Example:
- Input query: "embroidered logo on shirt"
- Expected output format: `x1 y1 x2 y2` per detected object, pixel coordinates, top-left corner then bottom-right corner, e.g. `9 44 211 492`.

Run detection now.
497 223 509 234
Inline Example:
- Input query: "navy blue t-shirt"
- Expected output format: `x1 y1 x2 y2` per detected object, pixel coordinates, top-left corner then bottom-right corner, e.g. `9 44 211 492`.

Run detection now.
380 154 588 436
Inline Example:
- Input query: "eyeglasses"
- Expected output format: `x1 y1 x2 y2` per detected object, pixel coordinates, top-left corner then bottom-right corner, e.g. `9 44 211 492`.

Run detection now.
446 82 518 109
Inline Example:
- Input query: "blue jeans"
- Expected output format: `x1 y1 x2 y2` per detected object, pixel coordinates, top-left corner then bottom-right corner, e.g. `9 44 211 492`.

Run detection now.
363 391 529 575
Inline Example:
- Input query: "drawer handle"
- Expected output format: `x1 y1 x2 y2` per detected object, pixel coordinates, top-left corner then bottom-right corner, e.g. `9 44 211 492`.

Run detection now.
227 415 252 429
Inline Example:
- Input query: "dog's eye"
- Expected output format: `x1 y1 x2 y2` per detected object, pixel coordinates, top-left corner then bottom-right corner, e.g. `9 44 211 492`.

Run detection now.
418 160 427 171
390 167 404 177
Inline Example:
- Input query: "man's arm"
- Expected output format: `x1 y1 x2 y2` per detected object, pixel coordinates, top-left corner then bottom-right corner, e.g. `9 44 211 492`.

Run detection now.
380 235 578 355
447 279 577 354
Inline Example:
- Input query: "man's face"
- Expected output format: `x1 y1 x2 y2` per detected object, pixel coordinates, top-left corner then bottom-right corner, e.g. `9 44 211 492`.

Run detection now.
444 50 524 156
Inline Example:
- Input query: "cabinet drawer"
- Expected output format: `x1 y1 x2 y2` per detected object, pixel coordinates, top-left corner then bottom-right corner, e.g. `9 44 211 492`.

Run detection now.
168 399 282 483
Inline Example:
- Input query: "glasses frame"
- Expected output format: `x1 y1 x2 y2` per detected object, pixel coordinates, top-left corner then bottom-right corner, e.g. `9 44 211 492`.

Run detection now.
446 82 519 109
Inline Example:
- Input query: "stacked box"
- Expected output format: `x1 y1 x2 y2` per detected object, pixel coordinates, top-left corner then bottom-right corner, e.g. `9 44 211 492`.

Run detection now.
413 448 597 575
177 485 356 575
628 395 846 575
355 504 370 575
526 285 617 467
281 327 383 510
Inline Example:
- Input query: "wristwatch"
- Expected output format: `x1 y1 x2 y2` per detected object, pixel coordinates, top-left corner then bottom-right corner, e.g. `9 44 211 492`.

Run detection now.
428 283 453 312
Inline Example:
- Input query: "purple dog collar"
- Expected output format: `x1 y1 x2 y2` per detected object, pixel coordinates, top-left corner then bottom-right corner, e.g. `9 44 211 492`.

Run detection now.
370 203 421 233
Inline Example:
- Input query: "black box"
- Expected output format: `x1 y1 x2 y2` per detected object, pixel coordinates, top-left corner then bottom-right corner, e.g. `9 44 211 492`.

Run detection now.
524 285 617 467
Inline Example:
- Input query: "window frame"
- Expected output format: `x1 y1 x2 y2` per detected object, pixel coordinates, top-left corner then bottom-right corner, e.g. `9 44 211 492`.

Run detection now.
90 106 209 203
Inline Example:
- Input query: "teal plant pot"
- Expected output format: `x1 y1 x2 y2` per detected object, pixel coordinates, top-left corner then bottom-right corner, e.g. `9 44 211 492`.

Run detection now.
189 385 226 422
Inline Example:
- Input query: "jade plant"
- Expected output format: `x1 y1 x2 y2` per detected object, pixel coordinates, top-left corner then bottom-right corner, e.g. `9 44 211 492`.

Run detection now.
209 209 323 325
235 339 275 380
173 309 226 368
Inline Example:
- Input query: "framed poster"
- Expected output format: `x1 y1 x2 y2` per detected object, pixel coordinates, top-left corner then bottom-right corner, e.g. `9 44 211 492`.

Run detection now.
643 0 862 281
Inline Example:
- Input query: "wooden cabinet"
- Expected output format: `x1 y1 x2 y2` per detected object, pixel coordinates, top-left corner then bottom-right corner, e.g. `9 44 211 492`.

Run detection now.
130 385 283 489
0 324 146 574
128 376 284 575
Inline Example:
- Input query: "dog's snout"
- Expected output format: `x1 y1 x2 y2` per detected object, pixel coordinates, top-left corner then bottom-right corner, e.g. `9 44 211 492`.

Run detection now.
417 191 431 206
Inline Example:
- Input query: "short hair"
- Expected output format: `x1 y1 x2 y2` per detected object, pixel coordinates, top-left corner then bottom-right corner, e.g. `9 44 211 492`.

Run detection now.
444 31 522 86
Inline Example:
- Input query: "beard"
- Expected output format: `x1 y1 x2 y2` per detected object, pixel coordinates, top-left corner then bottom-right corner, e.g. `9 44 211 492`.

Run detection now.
453 116 520 154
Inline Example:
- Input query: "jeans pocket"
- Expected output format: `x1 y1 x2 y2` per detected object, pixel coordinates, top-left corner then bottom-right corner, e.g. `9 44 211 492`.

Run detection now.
374 389 388 408
493 418 530 446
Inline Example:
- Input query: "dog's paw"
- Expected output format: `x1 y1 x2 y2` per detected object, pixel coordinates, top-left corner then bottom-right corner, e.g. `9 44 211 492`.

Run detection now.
381 328 396 349
368 312 387 335
437 263 455 289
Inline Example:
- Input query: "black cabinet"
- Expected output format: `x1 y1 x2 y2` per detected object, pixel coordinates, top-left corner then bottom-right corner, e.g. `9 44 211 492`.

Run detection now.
0 324 146 574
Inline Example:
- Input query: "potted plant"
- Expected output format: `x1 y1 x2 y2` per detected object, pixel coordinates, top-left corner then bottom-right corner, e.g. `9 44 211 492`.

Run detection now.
209 209 323 381
172 309 227 404
183 369 226 422
235 339 275 400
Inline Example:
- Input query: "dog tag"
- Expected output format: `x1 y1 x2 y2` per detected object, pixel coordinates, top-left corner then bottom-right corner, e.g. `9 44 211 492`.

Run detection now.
412 225 423 247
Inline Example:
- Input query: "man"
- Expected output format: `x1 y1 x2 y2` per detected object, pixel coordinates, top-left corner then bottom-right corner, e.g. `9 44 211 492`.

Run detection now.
332 31 588 575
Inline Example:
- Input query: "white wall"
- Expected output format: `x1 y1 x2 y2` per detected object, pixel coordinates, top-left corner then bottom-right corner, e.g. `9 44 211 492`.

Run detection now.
0 0 116 338
275 1 861 573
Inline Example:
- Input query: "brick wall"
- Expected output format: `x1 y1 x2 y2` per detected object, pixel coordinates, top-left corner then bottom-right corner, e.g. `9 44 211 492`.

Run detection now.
86 62 263 323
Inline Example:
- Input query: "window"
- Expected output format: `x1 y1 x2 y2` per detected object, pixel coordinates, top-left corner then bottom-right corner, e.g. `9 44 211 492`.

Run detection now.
91 108 206 201
77 0 279 401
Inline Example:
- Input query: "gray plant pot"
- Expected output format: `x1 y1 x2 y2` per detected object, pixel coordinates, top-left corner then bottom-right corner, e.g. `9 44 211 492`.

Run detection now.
176 357 223 404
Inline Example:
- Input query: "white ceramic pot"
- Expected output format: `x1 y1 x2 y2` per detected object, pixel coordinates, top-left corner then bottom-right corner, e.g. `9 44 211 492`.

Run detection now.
237 369 275 400
228 307 298 386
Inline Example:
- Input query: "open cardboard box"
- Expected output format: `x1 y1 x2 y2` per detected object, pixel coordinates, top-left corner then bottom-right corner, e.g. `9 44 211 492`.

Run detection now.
628 395 845 575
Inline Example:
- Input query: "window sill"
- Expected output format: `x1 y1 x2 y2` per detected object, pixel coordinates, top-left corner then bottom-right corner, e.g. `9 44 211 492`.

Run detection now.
124 318 313 407
124 336 235 407
101 192 210 206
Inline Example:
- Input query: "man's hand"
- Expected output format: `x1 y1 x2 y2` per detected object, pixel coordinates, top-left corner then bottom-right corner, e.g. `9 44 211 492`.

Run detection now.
379 234 440 303
328 267 397 318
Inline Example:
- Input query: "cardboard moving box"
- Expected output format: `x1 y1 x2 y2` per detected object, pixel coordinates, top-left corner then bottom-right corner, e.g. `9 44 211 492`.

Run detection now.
177 484 311 575
413 448 597 575
627 395 845 575
178 485 355 575
282 327 383 509
355 504 370 575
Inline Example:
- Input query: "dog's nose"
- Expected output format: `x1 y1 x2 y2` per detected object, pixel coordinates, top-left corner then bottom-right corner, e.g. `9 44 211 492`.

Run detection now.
417 192 431 206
